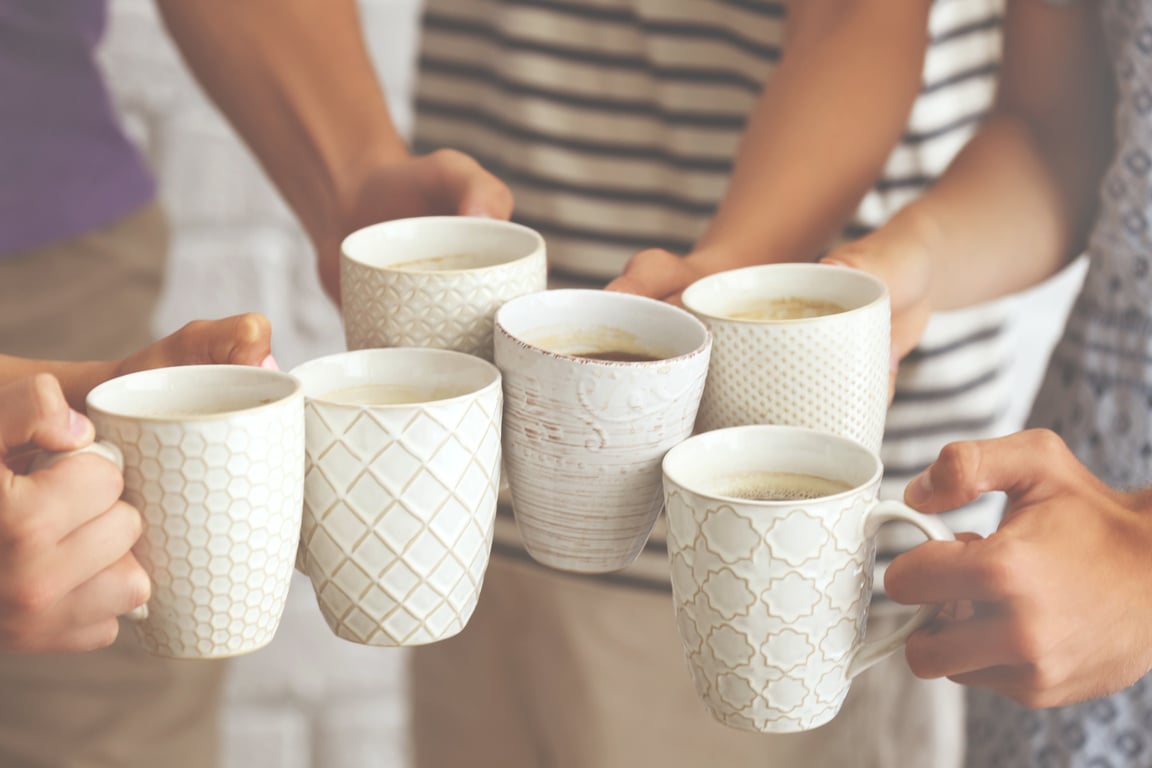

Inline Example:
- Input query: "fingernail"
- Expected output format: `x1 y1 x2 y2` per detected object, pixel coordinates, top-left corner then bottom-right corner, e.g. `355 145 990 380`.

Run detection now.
906 469 933 506
69 409 92 439
260 355 280 371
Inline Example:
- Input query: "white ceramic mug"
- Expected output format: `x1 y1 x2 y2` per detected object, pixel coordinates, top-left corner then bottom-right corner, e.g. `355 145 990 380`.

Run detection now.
340 216 547 360
681 263 890 453
494 289 712 573
662 425 954 733
291 348 503 645
65 365 306 659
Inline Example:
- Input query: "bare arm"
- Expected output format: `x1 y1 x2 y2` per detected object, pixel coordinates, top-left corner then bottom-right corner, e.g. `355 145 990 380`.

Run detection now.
699 0 931 262
829 0 1114 319
0 314 273 411
608 0 932 298
155 0 513 301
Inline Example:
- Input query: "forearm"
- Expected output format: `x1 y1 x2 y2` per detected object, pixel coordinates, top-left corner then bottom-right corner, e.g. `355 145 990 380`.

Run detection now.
881 114 1099 311
155 0 408 246
868 0 1113 311
0 357 115 411
695 0 931 265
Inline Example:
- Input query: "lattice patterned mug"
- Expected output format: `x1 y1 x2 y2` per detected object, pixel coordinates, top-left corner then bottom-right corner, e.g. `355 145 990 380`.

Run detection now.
291 348 503 646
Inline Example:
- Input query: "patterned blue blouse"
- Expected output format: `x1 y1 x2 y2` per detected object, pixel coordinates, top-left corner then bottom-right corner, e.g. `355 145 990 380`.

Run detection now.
967 1 1152 766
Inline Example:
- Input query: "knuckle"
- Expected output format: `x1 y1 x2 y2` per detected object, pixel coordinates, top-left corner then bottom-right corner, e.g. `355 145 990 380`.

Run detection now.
970 545 1021 597
1 578 58 619
27 373 66 422
1024 428 1067 457
0 514 55 557
1003 623 1049 667
94 619 121 649
236 312 271 345
429 147 469 168
935 441 984 495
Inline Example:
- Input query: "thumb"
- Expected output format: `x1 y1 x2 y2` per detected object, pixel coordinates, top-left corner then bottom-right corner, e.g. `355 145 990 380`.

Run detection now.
457 176 514 220
0 375 93 460
432 151 514 220
605 249 693 300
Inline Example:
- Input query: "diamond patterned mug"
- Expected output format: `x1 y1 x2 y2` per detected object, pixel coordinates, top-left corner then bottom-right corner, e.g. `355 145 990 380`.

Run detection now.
291 348 503 646
340 216 547 361
662 425 954 732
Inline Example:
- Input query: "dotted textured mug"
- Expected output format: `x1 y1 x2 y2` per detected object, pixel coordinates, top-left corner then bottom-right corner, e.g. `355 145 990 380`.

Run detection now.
681 263 890 453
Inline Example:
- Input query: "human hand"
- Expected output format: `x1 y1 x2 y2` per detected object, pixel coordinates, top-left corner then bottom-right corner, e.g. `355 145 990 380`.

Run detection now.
604 248 706 305
114 312 276 378
0 375 149 653
885 429 1152 708
315 149 515 302
821 219 935 368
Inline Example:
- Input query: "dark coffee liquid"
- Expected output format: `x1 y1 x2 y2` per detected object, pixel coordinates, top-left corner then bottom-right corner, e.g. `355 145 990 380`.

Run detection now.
575 350 663 363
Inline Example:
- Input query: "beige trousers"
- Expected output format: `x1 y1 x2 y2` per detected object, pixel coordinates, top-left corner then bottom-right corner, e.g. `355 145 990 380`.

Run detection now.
411 555 965 768
0 203 227 768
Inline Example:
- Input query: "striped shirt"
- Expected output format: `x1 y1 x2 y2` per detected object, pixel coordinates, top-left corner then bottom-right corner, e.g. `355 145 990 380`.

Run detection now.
414 0 1015 595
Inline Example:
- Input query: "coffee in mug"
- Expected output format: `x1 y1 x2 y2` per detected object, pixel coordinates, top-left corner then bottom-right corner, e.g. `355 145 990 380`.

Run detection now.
725 296 847 321
712 470 853 502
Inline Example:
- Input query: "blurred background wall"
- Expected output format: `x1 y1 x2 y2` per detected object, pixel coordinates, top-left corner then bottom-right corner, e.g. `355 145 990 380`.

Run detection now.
100 2 422 766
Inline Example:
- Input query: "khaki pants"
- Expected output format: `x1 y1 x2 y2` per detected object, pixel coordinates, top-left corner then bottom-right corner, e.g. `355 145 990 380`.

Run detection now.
411 555 964 768
0 203 227 768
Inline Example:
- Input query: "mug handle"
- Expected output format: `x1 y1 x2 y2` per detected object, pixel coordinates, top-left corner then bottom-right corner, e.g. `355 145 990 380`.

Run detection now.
28 443 149 622
847 499 955 678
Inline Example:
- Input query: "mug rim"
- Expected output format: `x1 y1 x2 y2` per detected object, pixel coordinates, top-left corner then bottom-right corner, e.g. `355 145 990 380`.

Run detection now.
340 216 545 275
494 288 712 367
680 263 889 325
662 424 883 505
290 347 502 409
86 364 303 423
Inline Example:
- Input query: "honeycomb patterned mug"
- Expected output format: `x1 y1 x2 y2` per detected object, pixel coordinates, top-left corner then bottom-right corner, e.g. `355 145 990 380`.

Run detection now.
74 365 305 659
340 216 547 361
291 348 503 646
662 425 954 733
681 263 889 453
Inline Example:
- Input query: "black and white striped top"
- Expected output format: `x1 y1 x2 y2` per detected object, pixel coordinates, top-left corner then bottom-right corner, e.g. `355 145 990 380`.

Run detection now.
414 0 1014 595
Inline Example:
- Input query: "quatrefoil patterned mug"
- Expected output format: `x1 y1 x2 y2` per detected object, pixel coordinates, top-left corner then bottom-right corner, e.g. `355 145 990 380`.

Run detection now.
662 425 954 733
291 348 503 646
340 216 547 361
